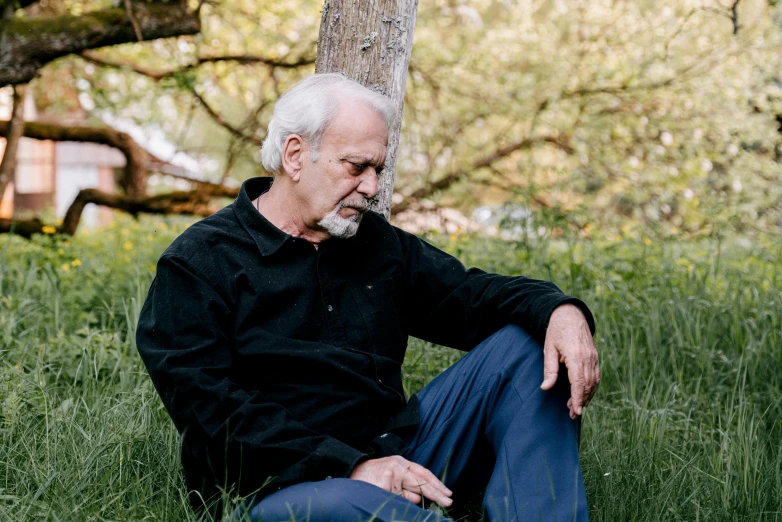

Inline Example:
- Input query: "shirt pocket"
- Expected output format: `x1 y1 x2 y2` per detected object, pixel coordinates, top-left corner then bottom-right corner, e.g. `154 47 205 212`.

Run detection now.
348 277 406 358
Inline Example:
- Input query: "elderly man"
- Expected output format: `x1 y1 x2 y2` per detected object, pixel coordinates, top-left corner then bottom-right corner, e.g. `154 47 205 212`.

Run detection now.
136 73 599 522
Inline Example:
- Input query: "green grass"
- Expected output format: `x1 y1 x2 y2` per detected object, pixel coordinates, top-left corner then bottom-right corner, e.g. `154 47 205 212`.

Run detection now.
1 216 780 521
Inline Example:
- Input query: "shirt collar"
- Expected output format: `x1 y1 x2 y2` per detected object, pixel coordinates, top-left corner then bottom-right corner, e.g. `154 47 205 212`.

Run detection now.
233 176 289 256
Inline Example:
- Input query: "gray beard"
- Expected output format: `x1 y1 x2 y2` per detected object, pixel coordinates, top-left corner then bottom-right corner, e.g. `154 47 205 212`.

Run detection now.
318 199 369 238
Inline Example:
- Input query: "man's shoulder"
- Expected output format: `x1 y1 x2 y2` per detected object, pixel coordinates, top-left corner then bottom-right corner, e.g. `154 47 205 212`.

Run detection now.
161 205 241 263
361 209 410 241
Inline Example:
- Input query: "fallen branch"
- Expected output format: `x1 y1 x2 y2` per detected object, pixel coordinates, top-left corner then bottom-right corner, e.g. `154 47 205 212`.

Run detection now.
0 217 45 239
0 2 201 86
60 186 238 236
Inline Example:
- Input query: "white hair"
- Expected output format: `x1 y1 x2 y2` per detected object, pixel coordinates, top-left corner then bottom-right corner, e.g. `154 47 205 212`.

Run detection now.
318 201 364 238
260 73 396 175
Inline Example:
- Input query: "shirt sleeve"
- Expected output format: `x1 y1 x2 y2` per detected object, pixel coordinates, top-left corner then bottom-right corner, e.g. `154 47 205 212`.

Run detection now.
135 254 366 497
396 230 596 350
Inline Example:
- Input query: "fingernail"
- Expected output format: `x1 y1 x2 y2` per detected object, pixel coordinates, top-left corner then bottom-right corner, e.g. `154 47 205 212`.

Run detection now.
577 406 583 415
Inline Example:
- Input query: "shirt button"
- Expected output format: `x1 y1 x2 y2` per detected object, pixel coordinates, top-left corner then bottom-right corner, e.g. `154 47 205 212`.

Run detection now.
327 305 333 312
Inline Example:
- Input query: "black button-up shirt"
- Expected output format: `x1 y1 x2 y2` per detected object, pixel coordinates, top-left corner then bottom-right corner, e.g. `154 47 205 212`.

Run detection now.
136 177 596 510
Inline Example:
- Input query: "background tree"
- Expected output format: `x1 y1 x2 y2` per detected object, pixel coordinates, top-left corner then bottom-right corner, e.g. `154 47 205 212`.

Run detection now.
316 0 419 218
1 0 781 239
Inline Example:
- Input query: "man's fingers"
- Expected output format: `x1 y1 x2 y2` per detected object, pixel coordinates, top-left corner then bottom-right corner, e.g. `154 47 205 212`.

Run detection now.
583 351 600 407
400 489 422 505
540 345 560 390
583 356 594 406
382 469 397 494
405 462 452 495
569 367 585 417
401 466 452 507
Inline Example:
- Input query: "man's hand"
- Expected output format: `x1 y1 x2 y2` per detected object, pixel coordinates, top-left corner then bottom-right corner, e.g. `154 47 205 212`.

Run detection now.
540 303 600 419
349 456 453 508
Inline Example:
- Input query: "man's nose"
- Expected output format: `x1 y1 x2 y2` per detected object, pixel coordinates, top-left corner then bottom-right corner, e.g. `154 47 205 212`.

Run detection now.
356 168 379 199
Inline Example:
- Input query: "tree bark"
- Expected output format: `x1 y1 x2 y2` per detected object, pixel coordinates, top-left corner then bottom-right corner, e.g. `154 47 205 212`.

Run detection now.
60 186 238 236
0 2 200 86
0 120 149 197
0 184 238 237
315 0 419 219
0 217 45 239
0 83 26 201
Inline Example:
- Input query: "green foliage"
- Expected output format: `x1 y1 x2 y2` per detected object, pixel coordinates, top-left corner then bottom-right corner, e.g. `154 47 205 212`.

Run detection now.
1 218 781 520
22 0 782 237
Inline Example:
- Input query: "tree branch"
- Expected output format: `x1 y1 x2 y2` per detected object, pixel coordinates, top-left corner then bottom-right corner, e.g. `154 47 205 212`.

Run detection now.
0 217 45 239
60 186 238 236
392 135 573 213
79 51 315 82
0 120 149 196
80 52 297 146
0 174 239 238
731 0 740 35
0 2 201 86
0 84 26 200
190 89 265 146
123 0 144 42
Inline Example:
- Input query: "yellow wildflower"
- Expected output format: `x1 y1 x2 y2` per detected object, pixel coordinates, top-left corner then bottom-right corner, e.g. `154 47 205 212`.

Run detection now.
71 259 81 267
60 263 70 272
147 234 153 241
58 248 65 255
121 228 130 236
123 241 133 251
642 237 652 246
41 225 57 235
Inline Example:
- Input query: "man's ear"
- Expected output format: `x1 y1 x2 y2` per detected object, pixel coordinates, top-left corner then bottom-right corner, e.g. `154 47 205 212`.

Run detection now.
281 135 304 181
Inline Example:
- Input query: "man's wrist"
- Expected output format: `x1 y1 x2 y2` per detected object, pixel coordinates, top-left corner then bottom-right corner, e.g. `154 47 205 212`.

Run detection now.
551 303 585 320
548 298 596 336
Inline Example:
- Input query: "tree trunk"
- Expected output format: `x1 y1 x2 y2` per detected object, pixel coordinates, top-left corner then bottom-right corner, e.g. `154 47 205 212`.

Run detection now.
315 0 419 219
0 1 200 86
0 83 26 202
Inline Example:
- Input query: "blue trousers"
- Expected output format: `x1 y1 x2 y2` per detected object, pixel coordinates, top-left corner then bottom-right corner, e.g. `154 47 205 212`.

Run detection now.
241 325 588 521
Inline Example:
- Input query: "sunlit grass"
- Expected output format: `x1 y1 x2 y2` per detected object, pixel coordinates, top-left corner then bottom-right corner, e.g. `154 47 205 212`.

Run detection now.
1 217 780 521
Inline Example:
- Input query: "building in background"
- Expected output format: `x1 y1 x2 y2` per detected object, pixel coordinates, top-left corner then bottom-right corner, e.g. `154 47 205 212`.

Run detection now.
0 89 124 228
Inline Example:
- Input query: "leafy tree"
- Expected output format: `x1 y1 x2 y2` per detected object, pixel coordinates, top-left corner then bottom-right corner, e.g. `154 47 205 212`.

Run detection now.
2 0 782 238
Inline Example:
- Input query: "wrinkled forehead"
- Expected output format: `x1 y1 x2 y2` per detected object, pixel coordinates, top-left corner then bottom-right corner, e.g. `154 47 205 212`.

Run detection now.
321 101 389 155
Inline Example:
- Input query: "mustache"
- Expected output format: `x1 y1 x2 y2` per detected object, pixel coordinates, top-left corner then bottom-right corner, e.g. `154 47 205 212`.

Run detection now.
339 196 378 212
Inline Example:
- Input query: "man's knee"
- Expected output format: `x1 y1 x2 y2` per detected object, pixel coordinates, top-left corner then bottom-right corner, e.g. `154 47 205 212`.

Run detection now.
476 324 543 371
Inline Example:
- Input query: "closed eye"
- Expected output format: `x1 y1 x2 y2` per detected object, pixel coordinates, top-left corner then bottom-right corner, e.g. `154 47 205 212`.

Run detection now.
351 162 384 176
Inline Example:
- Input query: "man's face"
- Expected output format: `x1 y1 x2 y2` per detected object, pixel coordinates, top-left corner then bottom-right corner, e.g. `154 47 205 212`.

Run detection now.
296 99 388 239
